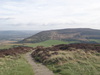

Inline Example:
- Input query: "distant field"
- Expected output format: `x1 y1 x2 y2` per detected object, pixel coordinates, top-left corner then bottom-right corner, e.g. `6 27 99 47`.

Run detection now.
25 40 69 47
0 45 13 49
0 40 69 49
0 39 100 49
0 43 24 49
0 56 34 75
89 39 100 43
26 39 100 48
0 40 22 49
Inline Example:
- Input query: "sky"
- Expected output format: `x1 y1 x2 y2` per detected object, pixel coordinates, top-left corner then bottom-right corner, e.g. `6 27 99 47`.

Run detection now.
0 0 100 30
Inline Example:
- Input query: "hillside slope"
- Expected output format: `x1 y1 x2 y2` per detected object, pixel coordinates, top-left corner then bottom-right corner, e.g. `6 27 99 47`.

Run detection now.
20 28 100 43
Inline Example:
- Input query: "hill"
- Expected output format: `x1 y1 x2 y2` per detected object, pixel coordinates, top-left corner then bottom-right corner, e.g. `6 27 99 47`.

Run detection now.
20 28 100 43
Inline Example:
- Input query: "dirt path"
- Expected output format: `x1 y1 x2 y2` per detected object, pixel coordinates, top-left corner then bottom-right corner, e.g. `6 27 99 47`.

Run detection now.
25 52 54 75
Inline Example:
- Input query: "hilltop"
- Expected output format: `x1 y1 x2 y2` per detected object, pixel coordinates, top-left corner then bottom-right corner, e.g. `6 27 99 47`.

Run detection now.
20 28 100 43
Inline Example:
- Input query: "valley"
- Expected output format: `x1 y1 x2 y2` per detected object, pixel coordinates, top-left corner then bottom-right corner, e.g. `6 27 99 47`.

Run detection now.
0 30 40 41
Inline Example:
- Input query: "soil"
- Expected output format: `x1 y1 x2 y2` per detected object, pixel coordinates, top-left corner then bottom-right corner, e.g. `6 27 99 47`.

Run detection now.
25 52 54 75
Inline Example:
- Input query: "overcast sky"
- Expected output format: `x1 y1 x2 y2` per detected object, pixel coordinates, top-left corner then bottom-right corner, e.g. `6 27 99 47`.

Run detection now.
0 0 100 30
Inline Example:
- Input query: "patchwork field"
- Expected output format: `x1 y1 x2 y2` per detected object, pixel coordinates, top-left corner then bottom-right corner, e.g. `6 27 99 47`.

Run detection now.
0 39 100 49
0 41 23 49
0 40 68 49
25 40 68 47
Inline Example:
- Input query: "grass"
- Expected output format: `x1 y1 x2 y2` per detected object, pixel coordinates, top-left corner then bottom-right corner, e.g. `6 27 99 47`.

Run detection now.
48 61 100 75
0 40 69 49
1 39 99 49
46 50 100 75
0 40 100 75
89 39 100 43
0 43 25 49
0 45 13 49
0 55 34 75
0 39 99 49
33 48 100 75
25 40 68 47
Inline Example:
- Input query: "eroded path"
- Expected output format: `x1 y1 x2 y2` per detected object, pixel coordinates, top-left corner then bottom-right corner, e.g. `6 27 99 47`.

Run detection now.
25 52 54 75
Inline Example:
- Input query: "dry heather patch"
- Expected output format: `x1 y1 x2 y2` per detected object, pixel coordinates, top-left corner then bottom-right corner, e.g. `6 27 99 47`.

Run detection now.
32 46 100 65
31 44 100 75
0 46 34 57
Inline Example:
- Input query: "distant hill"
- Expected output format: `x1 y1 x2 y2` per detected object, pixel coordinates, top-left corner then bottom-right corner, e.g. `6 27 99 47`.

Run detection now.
0 30 40 41
20 28 100 43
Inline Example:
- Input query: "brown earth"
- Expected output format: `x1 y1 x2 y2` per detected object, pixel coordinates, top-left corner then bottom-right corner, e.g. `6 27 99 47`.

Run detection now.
0 46 34 57
25 52 54 75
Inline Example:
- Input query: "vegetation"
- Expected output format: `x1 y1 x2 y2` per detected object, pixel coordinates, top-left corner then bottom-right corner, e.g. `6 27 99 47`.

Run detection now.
0 31 39 41
0 56 34 75
0 45 13 49
20 28 100 43
89 39 100 43
1 39 100 50
47 50 100 75
0 43 24 49
25 40 68 47
0 44 34 75
0 40 69 49
31 44 100 75
0 38 100 75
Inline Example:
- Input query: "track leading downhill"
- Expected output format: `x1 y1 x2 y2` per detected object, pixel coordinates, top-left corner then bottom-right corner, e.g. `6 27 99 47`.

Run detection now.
25 52 54 75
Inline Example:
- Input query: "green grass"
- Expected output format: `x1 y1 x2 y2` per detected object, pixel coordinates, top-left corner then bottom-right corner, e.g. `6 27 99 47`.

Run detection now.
41 50 100 75
18 39 100 48
0 45 13 49
0 56 34 75
25 40 68 47
89 39 100 43
48 61 100 75
0 39 99 49
0 40 69 49
0 43 26 49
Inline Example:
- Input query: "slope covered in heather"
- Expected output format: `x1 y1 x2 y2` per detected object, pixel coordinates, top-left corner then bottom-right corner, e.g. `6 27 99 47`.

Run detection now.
31 43 100 75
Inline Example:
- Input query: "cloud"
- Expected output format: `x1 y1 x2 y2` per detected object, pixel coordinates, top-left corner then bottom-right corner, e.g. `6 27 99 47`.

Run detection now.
0 17 13 20
0 0 100 30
